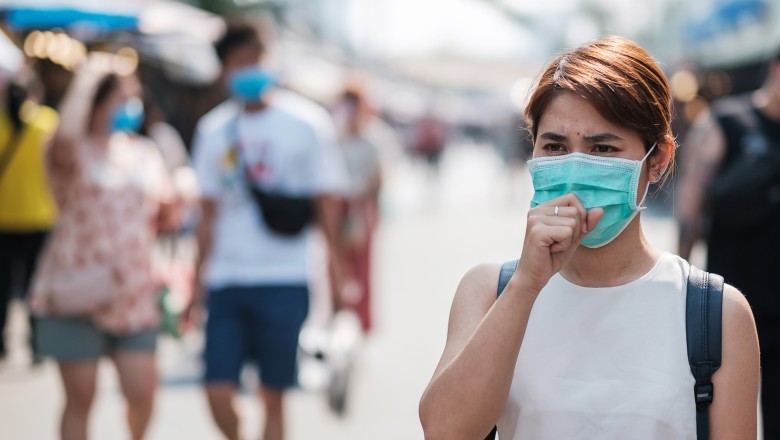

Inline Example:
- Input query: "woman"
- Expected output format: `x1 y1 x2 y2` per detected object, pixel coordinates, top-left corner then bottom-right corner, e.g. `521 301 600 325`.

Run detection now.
330 85 383 332
419 36 759 439
29 54 174 440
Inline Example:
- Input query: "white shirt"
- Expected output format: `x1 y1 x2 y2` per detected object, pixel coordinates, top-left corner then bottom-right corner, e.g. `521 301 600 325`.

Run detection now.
192 91 347 288
497 252 697 440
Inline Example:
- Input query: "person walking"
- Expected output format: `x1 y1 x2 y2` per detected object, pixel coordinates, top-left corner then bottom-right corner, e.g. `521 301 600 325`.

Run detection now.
330 84 384 332
28 54 175 440
191 22 347 440
0 74 58 363
420 36 759 439
677 48 780 438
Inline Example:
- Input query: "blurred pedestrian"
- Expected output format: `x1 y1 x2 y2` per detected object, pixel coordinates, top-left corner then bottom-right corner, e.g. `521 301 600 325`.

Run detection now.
677 48 780 437
190 22 347 440
330 84 383 332
420 36 759 439
412 113 447 172
0 72 58 364
28 54 175 440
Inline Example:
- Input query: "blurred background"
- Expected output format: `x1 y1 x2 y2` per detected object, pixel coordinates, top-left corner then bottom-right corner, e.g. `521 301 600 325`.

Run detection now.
0 0 776 439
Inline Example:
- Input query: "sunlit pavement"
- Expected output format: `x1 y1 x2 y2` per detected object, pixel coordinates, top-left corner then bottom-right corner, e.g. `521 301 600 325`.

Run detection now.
0 143 683 440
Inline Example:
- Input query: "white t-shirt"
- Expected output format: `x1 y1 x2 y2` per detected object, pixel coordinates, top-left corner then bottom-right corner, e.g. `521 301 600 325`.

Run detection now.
497 252 697 440
192 91 347 288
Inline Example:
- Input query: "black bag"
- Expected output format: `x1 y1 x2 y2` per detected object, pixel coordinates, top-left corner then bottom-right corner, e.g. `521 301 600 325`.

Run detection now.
487 261 723 440
706 107 780 230
246 185 316 237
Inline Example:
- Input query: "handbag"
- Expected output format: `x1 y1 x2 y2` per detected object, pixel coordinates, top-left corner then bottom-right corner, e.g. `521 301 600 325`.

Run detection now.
44 265 118 315
246 183 316 236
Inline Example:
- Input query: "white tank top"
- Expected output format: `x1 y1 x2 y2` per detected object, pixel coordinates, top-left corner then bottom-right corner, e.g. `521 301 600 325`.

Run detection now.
497 252 696 440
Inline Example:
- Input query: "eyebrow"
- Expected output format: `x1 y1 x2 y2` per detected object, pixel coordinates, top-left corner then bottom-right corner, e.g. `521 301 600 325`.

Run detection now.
539 131 624 143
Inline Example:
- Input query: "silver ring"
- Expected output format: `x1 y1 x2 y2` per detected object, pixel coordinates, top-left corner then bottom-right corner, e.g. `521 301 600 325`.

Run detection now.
554 206 559 216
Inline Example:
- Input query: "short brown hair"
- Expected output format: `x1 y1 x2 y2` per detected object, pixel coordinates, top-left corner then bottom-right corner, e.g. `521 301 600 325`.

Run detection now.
214 21 264 63
525 36 673 153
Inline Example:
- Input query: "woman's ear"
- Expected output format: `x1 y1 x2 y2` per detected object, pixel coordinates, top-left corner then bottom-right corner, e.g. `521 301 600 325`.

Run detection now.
649 140 674 183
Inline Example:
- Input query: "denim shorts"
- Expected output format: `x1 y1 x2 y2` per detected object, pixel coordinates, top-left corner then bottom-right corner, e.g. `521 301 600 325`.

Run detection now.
36 317 157 361
204 285 309 389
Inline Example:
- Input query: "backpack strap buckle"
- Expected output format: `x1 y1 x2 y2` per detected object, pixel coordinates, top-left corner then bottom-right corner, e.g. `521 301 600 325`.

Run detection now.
694 382 713 408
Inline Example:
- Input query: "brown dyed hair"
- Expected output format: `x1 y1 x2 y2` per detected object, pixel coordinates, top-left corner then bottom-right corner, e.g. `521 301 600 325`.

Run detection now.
525 36 674 158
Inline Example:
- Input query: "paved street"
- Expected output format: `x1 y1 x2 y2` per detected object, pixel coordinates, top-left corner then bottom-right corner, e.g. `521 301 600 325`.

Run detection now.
0 143 684 440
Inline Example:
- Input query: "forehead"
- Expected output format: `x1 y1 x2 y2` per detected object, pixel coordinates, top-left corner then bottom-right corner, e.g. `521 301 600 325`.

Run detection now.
109 75 141 99
224 43 261 67
536 92 640 141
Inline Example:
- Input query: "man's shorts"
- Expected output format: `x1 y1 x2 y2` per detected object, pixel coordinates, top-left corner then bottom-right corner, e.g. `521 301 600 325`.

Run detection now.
37 317 157 361
204 285 309 389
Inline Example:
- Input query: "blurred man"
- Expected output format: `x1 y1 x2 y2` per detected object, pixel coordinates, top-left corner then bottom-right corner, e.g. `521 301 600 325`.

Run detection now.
191 22 347 440
0 73 58 364
677 50 780 437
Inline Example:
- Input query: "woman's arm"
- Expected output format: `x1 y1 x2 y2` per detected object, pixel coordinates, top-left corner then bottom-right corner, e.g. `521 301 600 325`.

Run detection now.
419 193 603 440
418 264 540 440
710 285 759 439
48 55 112 172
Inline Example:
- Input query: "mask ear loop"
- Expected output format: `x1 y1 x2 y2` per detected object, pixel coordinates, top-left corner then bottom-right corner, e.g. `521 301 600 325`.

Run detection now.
637 142 658 209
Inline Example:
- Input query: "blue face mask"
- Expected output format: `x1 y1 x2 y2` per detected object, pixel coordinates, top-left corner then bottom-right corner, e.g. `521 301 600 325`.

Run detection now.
528 144 656 248
228 66 275 102
109 98 144 133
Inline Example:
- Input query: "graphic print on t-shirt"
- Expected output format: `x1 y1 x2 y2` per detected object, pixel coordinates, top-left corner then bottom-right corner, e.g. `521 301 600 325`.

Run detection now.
242 139 274 184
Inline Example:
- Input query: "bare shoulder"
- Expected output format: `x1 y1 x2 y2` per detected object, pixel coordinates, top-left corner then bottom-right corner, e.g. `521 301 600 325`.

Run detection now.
447 263 503 337
431 263 503 378
449 263 505 317
722 284 757 335
456 264 502 299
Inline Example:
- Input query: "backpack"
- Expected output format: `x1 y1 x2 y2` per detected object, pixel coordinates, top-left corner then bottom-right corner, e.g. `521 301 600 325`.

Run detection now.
485 260 723 440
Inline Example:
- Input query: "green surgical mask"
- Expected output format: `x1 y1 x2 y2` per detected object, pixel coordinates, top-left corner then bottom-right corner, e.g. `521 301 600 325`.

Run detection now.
528 144 656 248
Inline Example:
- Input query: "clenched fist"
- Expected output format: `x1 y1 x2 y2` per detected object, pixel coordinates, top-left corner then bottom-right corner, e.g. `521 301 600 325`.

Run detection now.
515 193 604 294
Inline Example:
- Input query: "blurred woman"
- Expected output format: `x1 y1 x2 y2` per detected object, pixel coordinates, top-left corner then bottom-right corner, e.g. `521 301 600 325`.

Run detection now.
29 54 175 440
330 85 383 332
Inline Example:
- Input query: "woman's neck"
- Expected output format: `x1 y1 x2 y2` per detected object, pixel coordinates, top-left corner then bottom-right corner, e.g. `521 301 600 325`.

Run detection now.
559 217 663 288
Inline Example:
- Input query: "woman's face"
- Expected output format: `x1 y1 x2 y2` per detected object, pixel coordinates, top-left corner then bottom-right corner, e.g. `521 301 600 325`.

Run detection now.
93 75 142 134
532 92 663 192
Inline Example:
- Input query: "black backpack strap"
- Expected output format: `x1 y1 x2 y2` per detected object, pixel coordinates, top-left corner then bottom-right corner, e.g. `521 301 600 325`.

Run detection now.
497 259 519 298
686 265 724 440
485 259 520 440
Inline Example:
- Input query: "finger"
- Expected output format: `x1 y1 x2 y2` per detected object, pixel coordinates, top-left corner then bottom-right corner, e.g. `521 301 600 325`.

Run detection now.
545 225 575 253
529 205 582 229
586 207 605 234
561 194 588 234
537 194 587 234
531 215 581 243
530 223 575 251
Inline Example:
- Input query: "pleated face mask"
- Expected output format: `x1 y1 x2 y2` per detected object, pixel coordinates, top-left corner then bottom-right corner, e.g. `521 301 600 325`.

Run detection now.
527 144 656 248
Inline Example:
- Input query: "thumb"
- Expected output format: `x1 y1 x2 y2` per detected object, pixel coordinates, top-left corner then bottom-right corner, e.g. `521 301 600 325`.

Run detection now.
585 207 604 234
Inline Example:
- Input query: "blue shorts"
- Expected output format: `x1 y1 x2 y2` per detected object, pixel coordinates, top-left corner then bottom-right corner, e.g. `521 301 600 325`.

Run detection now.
204 285 309 389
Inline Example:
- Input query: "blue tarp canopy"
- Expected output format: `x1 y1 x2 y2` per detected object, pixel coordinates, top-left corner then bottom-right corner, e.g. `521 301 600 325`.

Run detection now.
686 0 768 42
3 7 138 32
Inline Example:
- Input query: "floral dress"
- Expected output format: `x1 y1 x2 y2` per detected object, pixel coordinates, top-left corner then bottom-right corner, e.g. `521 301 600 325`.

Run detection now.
30 134 171 333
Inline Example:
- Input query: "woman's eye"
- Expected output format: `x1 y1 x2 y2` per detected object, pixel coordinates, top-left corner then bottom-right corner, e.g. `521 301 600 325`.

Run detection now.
592 144 616 154
543 143 566 154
